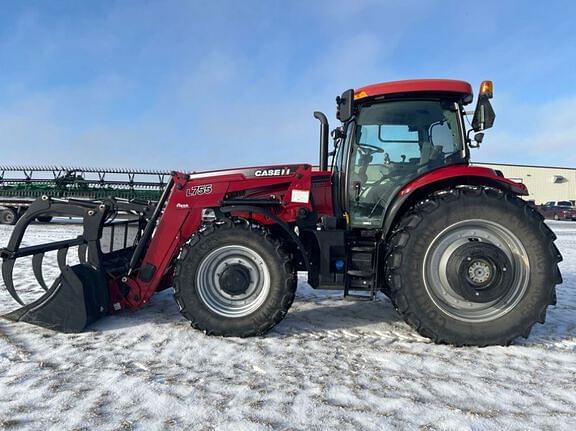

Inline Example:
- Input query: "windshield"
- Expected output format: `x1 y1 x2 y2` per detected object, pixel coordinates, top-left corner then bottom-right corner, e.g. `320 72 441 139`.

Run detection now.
347 99 465 227
355 100 463 159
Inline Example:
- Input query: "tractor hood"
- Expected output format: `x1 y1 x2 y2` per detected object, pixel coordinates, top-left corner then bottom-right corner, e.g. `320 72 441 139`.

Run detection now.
187 163 313 181
184 163 334 217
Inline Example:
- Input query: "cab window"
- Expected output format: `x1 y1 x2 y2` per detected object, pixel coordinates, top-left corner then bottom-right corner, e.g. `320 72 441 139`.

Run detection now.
347 99 464 227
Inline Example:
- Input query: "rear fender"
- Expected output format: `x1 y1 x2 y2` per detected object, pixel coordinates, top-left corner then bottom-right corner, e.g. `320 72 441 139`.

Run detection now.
382 165 528 237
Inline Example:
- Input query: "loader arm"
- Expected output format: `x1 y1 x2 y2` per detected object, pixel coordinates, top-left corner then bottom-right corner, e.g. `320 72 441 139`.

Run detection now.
116 165 316 309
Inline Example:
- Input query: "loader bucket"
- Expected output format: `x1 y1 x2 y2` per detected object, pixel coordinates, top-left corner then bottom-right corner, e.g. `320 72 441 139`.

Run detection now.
3 264 109 333
0 195 149 332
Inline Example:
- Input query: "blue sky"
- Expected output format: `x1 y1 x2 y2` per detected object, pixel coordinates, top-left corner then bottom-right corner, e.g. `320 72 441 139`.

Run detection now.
1 0 574 170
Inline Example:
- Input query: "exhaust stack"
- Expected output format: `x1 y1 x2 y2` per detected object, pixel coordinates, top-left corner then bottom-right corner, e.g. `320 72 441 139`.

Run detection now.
314 112 329 171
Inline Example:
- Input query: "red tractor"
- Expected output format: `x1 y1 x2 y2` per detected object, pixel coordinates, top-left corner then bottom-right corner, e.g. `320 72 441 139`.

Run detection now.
0 79 562 346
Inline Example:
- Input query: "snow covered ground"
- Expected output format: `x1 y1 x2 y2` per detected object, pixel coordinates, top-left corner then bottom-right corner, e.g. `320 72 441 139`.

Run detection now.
0 221 574 430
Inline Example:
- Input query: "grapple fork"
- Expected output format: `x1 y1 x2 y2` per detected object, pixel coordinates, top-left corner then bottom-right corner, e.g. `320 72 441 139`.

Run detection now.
0 196 149 332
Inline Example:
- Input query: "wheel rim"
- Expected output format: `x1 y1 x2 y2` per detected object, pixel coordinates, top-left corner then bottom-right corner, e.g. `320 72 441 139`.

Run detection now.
196 245 271 318
2 211 15 224
423 219 530 322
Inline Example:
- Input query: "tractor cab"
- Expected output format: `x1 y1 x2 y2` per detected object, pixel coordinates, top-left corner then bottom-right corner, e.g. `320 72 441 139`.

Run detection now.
328 79 493 228
308 79 500 297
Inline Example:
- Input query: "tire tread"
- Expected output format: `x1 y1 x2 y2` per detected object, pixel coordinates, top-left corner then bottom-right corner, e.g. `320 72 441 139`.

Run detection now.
385 186 561 346
173 220 296 337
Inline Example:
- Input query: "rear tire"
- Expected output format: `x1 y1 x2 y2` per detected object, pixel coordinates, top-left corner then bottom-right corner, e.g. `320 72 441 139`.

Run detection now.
0 208 18 225
173 220 297 337
386 186 562 346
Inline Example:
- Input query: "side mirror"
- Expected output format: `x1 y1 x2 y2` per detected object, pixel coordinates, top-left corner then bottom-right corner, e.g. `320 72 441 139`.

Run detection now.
469 132 484 148
466 129 484 148
471 81 496 131
336 89 354 122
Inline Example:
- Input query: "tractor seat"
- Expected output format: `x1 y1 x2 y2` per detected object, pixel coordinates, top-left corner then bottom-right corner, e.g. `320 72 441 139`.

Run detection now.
417 145 445 175
363 145 445 205
363 167 417 205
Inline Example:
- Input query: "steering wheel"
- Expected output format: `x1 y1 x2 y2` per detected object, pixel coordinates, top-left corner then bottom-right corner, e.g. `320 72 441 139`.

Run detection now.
357 143 384 155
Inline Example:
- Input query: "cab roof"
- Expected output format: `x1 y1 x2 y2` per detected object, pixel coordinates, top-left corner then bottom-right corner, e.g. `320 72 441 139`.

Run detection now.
354 79 473 104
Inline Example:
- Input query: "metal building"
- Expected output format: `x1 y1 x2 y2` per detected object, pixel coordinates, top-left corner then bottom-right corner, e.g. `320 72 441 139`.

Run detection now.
476 162 576 204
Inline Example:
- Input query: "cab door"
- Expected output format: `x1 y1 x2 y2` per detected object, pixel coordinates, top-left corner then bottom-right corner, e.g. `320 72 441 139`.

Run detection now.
346 100 464 228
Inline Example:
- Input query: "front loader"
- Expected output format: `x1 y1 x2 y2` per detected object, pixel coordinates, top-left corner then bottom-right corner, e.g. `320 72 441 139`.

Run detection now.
0 79 562 346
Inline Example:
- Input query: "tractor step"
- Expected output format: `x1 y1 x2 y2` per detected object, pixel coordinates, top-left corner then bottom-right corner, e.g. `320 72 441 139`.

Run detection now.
344 238 380 300
347 269 372 278
350 246 376 252
344 291 375 301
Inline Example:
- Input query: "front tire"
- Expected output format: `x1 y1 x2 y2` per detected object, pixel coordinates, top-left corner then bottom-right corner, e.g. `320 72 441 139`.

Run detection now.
173 221 297 337
386 186 562 346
